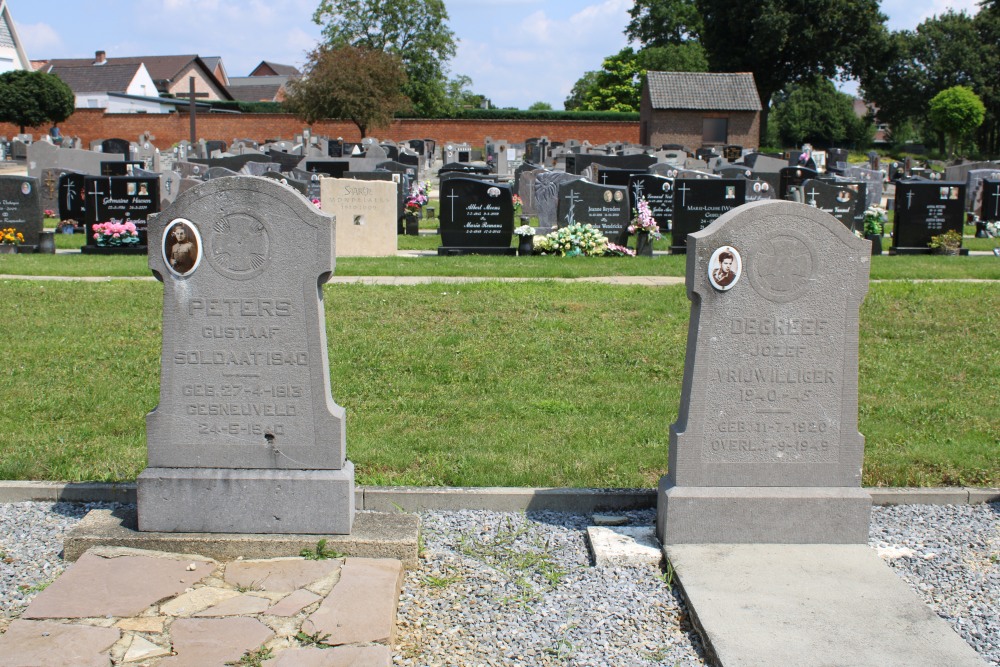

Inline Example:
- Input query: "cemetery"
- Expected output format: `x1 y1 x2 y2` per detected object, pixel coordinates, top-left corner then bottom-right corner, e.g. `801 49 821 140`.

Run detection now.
0 126 997 667
0 0 998 663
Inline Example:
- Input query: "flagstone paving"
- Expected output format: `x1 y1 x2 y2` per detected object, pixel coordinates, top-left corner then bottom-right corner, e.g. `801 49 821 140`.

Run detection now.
0 546 402 667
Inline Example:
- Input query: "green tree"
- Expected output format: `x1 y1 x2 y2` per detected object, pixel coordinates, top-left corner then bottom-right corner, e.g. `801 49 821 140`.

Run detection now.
928 85 986 157
638 43 709 73
283 45 410 138
528 101 553 111
564 71 600 110
577 48 643 112
0 70 74 134
444 75 488 110
694 0 886 145
627 0 703 46
311 0 456 116
770 77 873 148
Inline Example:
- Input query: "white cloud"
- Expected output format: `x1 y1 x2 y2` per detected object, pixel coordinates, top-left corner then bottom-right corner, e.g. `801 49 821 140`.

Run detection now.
16 22 63 57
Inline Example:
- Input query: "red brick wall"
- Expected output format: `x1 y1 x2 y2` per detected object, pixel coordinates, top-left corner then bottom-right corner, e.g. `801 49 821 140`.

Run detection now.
1 109 639 149
645 110 760 150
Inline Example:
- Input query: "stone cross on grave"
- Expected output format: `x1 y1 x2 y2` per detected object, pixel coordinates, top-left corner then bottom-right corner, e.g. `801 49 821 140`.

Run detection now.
563 189 581 224
677 182 691 208
138 176 355 535
43 172 58 199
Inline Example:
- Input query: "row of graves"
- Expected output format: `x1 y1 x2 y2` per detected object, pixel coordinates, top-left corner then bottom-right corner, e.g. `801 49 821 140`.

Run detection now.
12 131 442 257
434 139 999 256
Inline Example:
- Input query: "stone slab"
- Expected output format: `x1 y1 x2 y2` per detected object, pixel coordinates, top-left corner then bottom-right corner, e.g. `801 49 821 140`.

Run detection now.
965 487 1000 504
265 588 322 616
362 486 656 513
64 508 420 568
658 482 872 544
586 526 663 567
137 466 356 534
23 548 216 619
0 619 120 667
157 617 274 667
302 558 404 646
867 487 970 505
666 544 987 667
225 557 341 593
262 645 392 666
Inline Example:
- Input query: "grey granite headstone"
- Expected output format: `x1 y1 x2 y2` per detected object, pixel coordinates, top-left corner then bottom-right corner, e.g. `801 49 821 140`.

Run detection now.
534 171 582 231
658 200 872 545
138 176 354 534
0 176 43 246
39 168 62 215
159 170 182 206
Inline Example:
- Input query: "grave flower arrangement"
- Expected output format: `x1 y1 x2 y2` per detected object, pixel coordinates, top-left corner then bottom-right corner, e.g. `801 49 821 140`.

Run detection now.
928 229 962 254
628 198 662 239
92 220 139 246
405 184 429 213
535 223 608 257
604 242 636 257
862 205 886 237
0 227 24 245
512 194 523 215
514 224 535 237
44 209 56 218
986 220 1000 237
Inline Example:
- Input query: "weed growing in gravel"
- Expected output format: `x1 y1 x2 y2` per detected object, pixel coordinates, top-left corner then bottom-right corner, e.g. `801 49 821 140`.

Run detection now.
234 578 265 593
17 579 53 595
457 516 569 606
225 645 273 666
300 539 344 561
422 570 463 588
660 561 676 587
295 630 332 647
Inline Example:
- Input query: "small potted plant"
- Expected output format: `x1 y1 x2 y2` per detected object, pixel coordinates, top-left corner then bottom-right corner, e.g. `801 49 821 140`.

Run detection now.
929 229 963 255
862 205 886 255
0 227 24 253
628 197 662 257
514 223 536 256
404 185 428 235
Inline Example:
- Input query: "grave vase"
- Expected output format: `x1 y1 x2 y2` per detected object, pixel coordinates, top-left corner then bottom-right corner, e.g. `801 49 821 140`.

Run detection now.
865 233 882 255
975 220 988 238
635 231 654 257
404 212 419 235
517 235 534 256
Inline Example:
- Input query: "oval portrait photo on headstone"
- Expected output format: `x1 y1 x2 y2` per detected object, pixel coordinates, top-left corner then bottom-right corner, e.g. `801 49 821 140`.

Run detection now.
163 218 201 277
708 245 741 291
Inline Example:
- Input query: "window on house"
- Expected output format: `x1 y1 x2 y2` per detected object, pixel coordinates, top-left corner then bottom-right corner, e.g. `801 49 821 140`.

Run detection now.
703 118 728 145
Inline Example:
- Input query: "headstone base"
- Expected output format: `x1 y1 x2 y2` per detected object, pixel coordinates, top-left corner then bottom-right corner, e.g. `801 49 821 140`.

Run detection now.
656 479 871 545
889 247 970 256
137 464 355 534
81 245 148 255
437 247 517 256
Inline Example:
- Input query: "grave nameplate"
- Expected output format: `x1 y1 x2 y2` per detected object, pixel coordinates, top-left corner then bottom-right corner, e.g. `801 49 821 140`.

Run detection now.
321 178 397 256
438 177 515 255
671 179 747 253
779 167 818 200
101 161 143 177
801 179 865 233
744 179 776 203
0 176 43 247
658 200 872 544
629 174 674 232
557 181 630 241
81 176 160 251
139 176 354 534
891 181 966 254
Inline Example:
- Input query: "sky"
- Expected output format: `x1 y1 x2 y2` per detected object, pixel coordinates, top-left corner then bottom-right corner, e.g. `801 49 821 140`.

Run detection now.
9 0 986 110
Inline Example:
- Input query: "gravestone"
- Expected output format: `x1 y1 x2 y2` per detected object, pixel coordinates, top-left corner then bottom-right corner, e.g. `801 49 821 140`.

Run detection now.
101 138 131 156
891 181 966 254
658 199 872 544
205 167 239 180
779 166 818 200
134 142 159 171
240 161 280 177
827 148 850 174
533 172 582 232
0 176 43 248
744 178 776 203
518 168 546 216
841 167 884 209
303 160 350 179
321 178 397 256
191 154 272 174
438 177 515 255
964 168 1000 211
58 172 87 223
722 145 743 161
557 181 630 241
80 176 160 253
629 174 674 232
159 170 182 208
801 179 866 233
39 168 62 216
670 179 747 253
101 161 143 176
176 161 206 179
982 179 1000 222
138 176 354 534
743 154 788 174
513 162 542 197
26 138 59 179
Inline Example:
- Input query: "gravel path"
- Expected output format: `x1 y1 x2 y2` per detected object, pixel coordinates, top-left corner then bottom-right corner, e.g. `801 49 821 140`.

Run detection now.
1 501 997 666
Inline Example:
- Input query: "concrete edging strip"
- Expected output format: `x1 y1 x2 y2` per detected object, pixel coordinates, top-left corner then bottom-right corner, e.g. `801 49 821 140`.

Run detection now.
0 481 997 509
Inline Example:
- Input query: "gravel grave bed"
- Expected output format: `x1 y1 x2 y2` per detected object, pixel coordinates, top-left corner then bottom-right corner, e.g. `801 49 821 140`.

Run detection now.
0 502 996 666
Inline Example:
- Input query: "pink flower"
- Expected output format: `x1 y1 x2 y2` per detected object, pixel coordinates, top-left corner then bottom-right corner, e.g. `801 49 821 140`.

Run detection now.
93 233 99 240
112 233 120 238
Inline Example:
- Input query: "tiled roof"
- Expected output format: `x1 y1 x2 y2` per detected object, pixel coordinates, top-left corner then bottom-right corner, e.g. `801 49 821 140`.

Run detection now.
250 61 299 77
49 63 141 94
646 71 761 111
45 55 198 83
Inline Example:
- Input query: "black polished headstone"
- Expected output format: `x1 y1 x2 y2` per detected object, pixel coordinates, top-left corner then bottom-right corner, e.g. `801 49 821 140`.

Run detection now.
81 176 160 251
439 162 490 175
58 172 87 223
438 177 515 255
101 161 144 176
556 180 630 241
891 180 966 254
101 138 131 156
982 179 1000 222
566 153 656 176
304 161 350 178
801 179 866 233
629 174 674 233
190 154 273 173
779 166 819 200
0 175 43 247
671 179 747 253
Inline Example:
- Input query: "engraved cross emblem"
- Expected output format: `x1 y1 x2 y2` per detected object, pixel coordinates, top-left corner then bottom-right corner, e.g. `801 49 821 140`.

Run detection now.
677 183 691 207
906 190 914 209
88 179 105 213
563 189 581 224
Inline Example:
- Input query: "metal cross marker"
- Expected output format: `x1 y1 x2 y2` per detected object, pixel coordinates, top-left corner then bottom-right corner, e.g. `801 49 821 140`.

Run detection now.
63 177 76 209
677 182 691 208
43 172 57 198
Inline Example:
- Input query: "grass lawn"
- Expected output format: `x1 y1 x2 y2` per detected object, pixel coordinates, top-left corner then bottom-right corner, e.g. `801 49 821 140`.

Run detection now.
1 279 997 488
